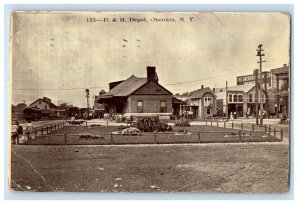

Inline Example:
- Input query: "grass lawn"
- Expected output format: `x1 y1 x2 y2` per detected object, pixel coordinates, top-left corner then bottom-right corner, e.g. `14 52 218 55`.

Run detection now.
10 143 289 193
23 125 281 145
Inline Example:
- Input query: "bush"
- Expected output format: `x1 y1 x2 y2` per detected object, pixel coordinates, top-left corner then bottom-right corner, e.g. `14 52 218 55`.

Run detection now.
121 127 141 135
280 115 288 124
175 120 190 127
133 117 173 132
79 133 104 140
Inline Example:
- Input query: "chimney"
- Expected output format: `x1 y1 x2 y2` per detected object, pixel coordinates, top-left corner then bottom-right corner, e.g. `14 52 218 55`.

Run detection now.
201 85 204 89
147 66 158 83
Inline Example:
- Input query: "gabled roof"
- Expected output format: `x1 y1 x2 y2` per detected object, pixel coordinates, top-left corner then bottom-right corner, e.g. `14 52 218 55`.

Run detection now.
189 87 216 99
101 75 147 97
29 98 57 108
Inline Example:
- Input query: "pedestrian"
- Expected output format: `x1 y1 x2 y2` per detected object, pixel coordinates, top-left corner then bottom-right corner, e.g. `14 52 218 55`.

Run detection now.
24 121 33 140
16 121 23 144
11 121 19 144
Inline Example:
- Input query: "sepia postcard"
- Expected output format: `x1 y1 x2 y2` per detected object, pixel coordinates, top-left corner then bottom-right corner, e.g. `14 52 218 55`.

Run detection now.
9 11 291 193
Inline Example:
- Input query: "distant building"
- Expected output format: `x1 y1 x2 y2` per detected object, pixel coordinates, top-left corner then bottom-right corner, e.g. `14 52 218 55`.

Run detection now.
271 64 289 117
185 86 217 119
235 64 289 117
215 84 267 118
96 66 173 119
29 97 58 118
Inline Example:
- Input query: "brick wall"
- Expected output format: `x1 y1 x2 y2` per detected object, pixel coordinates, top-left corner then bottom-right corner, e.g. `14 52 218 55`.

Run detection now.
128 95 172 114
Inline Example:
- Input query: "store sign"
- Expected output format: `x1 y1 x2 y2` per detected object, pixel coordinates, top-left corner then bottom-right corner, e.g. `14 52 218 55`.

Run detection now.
237 72 271 86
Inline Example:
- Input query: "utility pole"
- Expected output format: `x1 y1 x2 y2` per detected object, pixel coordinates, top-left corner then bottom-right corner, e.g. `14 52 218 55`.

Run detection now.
86 89 90 120
226 81 228 119
254 69 259 125
257 44 266 126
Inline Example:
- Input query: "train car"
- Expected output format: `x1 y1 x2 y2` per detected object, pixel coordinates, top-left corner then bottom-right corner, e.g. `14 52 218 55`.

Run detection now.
23 107 42 121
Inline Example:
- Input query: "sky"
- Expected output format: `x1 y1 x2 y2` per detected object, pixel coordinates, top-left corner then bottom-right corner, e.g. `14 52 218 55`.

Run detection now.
11 12 290 107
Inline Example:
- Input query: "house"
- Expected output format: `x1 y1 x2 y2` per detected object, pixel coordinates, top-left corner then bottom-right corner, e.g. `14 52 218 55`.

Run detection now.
185 86 217 119
215 84 267 118
172 97 186 119
270 64 289 117
29 97 58 118
96 66 173 119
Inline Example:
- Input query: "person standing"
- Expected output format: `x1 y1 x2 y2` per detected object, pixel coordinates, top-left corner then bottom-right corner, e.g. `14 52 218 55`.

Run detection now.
24 121 33 140
16 121 23 144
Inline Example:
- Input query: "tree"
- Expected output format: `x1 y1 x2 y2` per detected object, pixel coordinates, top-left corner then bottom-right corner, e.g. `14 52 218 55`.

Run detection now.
58 102 69 110
181 92 190 97
14 103 27 112
68 106 80 118
99 90 106 96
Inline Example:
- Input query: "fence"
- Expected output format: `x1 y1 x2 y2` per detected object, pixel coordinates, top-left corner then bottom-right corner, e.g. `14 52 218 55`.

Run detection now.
16 119 284 145
204 119 283 139
15 121 67 145
23 128 283 145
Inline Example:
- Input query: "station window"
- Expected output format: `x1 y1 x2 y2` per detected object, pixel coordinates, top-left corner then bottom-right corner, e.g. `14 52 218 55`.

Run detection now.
160 100 167 113
137 100 143 113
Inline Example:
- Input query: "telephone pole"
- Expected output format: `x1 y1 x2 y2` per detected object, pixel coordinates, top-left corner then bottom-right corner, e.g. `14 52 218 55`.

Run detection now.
257 44 266 126
254 69 259 125
226 81 228 119
86 89 90 120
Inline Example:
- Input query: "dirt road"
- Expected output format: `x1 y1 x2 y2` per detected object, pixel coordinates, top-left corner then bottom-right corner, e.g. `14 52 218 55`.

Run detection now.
10 143 289 193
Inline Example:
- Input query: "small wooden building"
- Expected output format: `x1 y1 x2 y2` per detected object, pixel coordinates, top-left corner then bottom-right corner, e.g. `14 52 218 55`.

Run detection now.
186 86 217 119
28 97 58 118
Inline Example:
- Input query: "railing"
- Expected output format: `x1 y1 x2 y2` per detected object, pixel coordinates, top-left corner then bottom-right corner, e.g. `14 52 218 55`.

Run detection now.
204 119 284 140
15 119 284 145
15 121 67 144
23 128 283 145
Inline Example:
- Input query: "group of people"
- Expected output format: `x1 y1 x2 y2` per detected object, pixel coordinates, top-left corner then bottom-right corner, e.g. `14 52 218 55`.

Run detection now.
11 121 33 144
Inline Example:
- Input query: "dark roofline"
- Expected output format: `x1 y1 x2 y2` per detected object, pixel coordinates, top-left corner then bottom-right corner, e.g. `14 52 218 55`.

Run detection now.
172 97 186 104
29 98 58 108
131 80 173 96
189 87 216 99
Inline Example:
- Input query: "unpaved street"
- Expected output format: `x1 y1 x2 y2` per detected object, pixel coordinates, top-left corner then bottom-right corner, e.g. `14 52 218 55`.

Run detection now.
10 143 289 193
